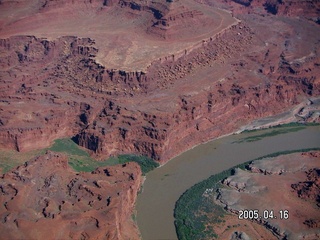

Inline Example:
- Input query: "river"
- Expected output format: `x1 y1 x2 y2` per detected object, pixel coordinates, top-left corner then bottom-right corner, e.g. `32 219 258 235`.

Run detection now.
136 125 320 240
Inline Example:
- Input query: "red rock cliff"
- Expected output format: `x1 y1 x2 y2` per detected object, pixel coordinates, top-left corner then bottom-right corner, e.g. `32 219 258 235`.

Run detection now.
0 2 320 163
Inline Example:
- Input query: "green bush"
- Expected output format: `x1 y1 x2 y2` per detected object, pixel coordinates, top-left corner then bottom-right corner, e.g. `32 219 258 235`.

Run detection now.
107 154 159 175
48 139 159 174
49 138 89 156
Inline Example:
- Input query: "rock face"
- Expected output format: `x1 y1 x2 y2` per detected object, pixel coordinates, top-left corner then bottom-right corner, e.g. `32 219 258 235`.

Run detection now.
0 151 142 239
291 166 320 231
0 36 100 152
291 153 320 204
230 231 251 240
1 12 320 162
0 0 236 70
211 0 320 21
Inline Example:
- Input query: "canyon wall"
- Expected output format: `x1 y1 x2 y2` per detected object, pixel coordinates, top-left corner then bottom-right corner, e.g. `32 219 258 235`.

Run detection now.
73 20 320 162
0 0 320 164
1 13 320 163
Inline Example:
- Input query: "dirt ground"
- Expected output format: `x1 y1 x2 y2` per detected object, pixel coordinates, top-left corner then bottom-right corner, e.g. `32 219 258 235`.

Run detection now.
217 151 320 240
0 0 237 70
209 214 278 240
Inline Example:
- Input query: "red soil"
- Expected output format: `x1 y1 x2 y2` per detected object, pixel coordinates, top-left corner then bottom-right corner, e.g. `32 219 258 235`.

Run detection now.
0 151 142 239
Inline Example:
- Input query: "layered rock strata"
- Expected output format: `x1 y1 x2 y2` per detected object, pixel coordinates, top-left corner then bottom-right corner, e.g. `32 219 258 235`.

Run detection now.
0 15 320 162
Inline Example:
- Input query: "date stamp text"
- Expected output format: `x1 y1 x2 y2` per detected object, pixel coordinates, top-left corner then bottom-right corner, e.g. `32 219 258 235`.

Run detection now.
238 209 289 220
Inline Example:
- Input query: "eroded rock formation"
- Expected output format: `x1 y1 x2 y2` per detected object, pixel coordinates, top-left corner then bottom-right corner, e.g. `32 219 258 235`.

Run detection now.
209 0 320 22
291 153 320 204
217 151 320 239
1 10 320 162
0 151 142 239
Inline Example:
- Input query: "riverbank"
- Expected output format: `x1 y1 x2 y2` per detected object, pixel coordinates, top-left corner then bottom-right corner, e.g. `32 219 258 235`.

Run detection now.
174 148 320 240
158 96 320 168
158 121 319 169
237 97 320 133
136 125 320 240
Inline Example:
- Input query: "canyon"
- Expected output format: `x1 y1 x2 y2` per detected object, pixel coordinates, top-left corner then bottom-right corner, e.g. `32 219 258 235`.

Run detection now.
0 0 320 239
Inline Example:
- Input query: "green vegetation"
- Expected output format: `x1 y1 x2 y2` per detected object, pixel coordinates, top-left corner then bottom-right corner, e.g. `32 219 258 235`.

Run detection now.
0 138 159 175
174 161 248 240
67 155 110 172
48 138 159 174
174 148 320 240
233 122 319 143
107 154 159 175
48 138 89 156
0 149 45 174
253 147 320 160
241 122 319 134
1 123 318 174
235 127 305 143
0 138 86 174
131 213 137 222
48 138 103 172
272 122 319 128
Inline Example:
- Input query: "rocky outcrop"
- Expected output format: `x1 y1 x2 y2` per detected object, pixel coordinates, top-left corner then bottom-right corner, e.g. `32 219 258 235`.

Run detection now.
73 19 320 162
147 8 213 40
261 0 320 18
0 151 142 239
102 0 217 39
211 0 320 21
117 0 170 19
230 231 251 240
1 10 320 162
232 0 253 7
291 166 320 204
0 35 140 152
40 0 105 10
217 151 320 239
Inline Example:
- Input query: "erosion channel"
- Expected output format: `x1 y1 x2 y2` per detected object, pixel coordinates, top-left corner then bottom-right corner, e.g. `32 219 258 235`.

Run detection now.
136 125 320 240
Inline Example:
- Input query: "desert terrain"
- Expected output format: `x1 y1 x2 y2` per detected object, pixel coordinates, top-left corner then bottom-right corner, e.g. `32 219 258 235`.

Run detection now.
0 0 238 70
217 151 320 240
0 151 142 239
0 0 320 239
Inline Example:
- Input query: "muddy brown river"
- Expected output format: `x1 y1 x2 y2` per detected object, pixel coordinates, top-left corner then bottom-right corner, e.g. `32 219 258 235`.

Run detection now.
136 125 320 240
